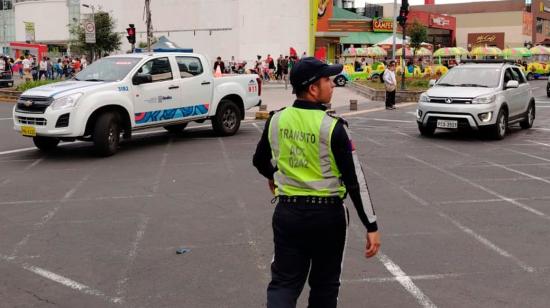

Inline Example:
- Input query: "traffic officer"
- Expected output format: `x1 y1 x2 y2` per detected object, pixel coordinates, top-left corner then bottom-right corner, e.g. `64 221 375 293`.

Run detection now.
253 57 380 308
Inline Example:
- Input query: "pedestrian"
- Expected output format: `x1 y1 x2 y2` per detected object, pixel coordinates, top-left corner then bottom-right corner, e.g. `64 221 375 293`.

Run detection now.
276 54 283 80
80 55 88 69
54 59 63 79
213 56 225 73
383 60 397 110
253 57 380 308
46 57 53 80
281 55 289 89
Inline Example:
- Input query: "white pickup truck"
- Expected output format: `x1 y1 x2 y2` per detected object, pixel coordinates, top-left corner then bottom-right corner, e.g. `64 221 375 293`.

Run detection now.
13 52 262 155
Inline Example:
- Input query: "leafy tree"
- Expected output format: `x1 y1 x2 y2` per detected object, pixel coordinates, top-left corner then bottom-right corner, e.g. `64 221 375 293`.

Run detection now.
409 20 428 56
138 36 158 49
70 11 121 57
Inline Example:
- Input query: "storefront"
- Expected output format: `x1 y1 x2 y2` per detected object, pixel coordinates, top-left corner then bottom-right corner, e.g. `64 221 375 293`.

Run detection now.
467 32 505 49
406 11 456 48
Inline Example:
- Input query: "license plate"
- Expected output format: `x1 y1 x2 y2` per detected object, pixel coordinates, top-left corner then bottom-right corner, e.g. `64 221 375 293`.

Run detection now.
436 119 458 129
21 126 36 137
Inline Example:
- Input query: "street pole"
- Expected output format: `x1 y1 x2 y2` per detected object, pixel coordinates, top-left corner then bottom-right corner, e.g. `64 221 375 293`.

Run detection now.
392 0 397 61
91 5 95 61
145 0 152 52
401 22 406 90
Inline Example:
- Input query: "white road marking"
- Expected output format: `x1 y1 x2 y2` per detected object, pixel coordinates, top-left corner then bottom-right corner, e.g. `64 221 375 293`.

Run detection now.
378 253 438 308
506 148 550 162
252 122 263 133
528 140 550 147
0 117 12 120
22 157 44 171
340 102 417 117
407 155 549 219
370 167 536 273
343 272 463 284
115 214 150 302
0 147 38 156
366 118 415 123
487 161 550 185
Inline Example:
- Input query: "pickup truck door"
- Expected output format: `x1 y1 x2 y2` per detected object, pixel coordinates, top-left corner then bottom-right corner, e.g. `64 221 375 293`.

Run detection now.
132 56 183 127
174 56 212 119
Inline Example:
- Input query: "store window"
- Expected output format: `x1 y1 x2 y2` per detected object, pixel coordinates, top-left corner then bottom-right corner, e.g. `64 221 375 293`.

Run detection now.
0 0 13 10
536 18 543 33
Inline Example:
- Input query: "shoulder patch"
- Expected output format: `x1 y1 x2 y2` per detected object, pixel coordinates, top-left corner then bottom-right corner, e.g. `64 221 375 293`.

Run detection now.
327 113 348 127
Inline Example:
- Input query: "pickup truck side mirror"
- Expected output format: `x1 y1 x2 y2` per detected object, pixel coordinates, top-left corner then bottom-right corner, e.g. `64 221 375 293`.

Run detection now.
133 74 152 85
429 79 436 87
505 80 519 89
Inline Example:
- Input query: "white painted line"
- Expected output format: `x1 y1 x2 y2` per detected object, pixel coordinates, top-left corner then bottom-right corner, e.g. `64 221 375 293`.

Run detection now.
340 102 417 117
22 263 121 303
366 118 415 123
343 272 462 284
529 140 550 147
378 253 438 308
506 148 550 163
488 161 550 185
535 105 550 108
0 117 12 120
407 155 550 219
252 122 263 133
0 147 38 156
115 215 150 302
369 168 536 273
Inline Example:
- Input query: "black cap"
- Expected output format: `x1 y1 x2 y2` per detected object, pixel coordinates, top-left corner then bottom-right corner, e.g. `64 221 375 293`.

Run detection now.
290 57 343 93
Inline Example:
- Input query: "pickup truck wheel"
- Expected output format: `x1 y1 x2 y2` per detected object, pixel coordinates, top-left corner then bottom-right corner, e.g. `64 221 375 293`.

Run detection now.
164 123 188 133
487 109 507 140
418 122 435 137
520 103 535 129
93 112 120 156
212 100 241 136
334 75 346 87
33 136 60 152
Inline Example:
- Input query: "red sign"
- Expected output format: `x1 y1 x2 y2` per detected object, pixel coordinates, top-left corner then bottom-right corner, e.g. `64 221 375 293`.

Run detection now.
430 14 451 27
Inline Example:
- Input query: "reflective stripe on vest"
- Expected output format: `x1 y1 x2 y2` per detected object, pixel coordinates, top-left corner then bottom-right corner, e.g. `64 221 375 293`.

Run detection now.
269 107 345 198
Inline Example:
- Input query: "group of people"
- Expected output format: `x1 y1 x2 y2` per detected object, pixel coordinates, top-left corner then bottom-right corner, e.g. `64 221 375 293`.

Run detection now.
0 54 88 82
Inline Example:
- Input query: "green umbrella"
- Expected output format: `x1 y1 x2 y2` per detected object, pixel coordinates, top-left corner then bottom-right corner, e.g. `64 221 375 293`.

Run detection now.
502 47 532 58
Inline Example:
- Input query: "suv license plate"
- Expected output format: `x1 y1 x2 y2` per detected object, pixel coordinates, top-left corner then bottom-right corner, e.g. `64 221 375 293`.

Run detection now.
436 120 458 129
21 126 36 137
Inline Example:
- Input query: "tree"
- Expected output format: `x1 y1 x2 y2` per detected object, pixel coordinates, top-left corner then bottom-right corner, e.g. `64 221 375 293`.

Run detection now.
409 20 428 57
70 11 121 58
138 36 158 49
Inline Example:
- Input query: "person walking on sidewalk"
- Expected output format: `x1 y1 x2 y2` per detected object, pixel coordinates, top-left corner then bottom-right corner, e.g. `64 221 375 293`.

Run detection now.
253 57 381 308
383 60 397 110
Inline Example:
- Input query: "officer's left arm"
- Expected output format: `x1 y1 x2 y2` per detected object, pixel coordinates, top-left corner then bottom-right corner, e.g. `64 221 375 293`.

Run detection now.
331 120 378 233
252 116 275 180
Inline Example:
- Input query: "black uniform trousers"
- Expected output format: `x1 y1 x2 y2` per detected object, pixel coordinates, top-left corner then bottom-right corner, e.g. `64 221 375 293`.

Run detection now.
267 201 347 308
385 90 396 108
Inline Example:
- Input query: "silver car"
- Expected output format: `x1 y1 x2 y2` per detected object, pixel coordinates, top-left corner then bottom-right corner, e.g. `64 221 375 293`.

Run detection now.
416 60 535 140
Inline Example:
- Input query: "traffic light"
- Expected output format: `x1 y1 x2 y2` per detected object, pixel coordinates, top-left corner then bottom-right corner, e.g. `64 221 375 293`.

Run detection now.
398 0 409 27
126 24 136 44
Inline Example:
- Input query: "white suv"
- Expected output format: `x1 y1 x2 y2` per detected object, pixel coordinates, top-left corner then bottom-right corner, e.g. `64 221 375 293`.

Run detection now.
416 60 535 140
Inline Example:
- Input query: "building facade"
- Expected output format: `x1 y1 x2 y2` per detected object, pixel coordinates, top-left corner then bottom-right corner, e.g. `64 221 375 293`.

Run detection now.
2 0 310 65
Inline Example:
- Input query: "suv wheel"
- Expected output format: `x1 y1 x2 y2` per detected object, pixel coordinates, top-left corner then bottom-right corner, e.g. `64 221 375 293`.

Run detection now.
547 83 550 97
520 103 535 129
212 99 241 136
164 123 188 133
93 112 121 156
334 75 346 87
527 72 533 81
487 109 507 140
418 122 435 137
33 136 60 152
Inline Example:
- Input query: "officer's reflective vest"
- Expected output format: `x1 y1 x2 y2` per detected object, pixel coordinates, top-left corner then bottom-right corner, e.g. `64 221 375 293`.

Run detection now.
268 106 346 198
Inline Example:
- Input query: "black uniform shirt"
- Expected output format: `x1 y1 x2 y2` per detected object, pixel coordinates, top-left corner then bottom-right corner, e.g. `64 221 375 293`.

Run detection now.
253 99 378 232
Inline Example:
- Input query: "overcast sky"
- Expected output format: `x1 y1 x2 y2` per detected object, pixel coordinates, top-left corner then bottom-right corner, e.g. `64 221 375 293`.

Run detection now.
355 0 505 5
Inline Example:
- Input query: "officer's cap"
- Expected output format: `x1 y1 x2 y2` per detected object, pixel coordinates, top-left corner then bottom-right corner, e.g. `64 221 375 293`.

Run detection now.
290 57 343 94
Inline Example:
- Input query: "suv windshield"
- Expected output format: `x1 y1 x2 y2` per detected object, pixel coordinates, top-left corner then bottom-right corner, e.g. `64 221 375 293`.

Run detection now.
75 57 141 82
437 67 501 88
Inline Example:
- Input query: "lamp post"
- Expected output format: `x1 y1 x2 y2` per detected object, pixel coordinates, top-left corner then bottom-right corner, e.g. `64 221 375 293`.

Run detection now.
82 3 95 61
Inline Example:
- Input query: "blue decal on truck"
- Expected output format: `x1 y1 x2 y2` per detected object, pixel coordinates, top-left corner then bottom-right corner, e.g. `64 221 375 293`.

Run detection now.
135 104 209 124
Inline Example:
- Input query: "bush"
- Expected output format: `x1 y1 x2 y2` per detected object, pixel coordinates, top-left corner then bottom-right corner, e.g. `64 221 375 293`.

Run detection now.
16 80 60 92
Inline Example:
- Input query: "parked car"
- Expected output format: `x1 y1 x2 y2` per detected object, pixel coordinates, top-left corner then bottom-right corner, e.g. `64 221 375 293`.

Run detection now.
416 60 535 140
0 69 14 88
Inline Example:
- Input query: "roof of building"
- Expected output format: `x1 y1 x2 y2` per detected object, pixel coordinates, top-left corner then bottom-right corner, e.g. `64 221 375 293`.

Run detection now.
411 0 525 14
331 6 371 20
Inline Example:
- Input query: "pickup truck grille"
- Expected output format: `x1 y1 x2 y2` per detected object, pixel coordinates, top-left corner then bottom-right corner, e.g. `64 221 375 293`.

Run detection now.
16 96 53 114
429 97 473 104
17 116 47 126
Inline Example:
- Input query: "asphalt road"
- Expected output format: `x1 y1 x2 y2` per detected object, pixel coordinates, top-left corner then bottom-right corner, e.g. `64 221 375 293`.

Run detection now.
1 83 550 307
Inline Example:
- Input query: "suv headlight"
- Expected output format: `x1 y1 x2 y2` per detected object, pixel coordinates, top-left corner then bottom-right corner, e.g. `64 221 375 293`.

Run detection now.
419 93 430 103
50 93 83 110
472 94 496 104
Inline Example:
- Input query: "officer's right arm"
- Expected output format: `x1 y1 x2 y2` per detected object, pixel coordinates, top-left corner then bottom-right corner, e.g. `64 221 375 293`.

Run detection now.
252 116 275 180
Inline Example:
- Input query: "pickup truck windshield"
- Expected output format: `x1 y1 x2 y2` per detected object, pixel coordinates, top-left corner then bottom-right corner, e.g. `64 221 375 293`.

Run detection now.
75 57 141 82
437 67 501 88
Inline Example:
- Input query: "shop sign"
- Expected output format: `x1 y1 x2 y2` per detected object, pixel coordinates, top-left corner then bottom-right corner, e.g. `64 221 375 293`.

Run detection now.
373 18 393 32
474 34 497 44
431 15 450 27
23 22 35 42
467 32 505 49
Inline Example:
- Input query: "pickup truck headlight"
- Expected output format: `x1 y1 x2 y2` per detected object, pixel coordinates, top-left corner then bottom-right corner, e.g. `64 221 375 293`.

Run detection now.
50 93 83 110
472 94 496 104
419 93 430 103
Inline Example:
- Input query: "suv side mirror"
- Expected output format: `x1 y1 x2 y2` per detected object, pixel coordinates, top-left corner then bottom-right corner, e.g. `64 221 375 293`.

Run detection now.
133 73 152 85
429 79 436 87
505 80 519 89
